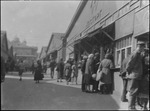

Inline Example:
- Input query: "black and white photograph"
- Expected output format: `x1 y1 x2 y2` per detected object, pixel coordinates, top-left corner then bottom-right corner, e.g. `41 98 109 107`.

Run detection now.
1 0 149 110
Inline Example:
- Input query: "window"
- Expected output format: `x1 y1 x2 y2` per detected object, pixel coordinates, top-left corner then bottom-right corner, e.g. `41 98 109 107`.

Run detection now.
115 36 132 67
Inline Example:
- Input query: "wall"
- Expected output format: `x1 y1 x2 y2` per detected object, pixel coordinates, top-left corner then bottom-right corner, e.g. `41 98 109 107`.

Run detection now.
66 0 130 58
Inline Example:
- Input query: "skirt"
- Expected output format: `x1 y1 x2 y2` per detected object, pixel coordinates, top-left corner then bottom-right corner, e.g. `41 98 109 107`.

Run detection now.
84 74 91 85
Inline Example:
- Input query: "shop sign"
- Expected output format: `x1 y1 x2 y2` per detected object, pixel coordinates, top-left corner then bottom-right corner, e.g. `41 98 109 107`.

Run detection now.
133 6 149 37
115 10 134 40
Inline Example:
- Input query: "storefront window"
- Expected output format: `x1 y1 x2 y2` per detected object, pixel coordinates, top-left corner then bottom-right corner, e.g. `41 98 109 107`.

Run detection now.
121 49 125 63
115 36 132 67
117 51 121 66
127 47 131 57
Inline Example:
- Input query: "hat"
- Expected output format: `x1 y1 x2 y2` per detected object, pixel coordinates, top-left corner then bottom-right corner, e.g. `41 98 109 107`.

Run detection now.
137 41 145 45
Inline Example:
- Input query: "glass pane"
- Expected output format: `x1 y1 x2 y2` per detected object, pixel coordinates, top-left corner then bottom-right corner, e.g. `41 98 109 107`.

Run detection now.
127 47 131 57
121 49 125 63
117 51 121 66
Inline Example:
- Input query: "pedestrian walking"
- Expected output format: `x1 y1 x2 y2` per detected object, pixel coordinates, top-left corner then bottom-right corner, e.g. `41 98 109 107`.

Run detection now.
81 55 88 92
57 58 64 82
64 60 71 85
34 60 43 83
98 53 114 94
84 54 94 92
50 58 56 79
126 41 145 110
18 60 25 81
1 56 6 83
71 60 78 85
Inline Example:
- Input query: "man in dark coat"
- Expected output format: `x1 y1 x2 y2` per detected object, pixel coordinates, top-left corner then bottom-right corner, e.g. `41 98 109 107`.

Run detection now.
1 56 6 83
126 41 145 110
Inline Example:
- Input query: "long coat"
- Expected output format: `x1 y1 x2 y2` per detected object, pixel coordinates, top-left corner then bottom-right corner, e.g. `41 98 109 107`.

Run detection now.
99 58 113 84
34 64 43 80
126 50 143 80
84 59 94 84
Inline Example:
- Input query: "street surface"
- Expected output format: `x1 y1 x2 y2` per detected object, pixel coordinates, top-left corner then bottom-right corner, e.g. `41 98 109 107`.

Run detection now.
1 71 130 110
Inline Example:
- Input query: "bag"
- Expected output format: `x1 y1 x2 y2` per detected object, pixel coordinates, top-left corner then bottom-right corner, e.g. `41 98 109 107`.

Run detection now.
92 74 96 80
96 69 104 81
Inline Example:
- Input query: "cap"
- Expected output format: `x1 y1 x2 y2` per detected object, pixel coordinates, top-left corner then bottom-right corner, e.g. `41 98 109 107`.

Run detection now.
137 41 145 45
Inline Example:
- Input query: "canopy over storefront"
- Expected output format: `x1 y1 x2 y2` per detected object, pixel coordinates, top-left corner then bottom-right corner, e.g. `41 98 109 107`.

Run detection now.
133 6 149 38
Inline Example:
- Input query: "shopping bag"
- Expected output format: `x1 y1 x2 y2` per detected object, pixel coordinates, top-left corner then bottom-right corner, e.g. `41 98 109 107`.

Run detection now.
96 69 104 81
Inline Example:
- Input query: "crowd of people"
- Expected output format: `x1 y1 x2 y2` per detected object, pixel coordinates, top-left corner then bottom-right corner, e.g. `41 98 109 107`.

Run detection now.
1 41 149 110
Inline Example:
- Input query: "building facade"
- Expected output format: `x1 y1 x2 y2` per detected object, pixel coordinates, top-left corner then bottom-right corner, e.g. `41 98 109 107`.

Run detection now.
65 0 149 95
39 46 47 65
13 46 38 68
46 33 65 62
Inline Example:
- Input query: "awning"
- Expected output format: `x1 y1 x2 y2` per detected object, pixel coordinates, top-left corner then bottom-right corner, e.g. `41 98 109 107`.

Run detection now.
133 6 149 37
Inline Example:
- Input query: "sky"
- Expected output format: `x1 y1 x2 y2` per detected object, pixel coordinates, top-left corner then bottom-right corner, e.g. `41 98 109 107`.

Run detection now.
1 0 80 52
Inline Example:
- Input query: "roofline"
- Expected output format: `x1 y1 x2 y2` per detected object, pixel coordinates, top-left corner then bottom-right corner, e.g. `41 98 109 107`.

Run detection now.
39 46 47 59
46 34 54 54
46 33 65 54
65 0 87 39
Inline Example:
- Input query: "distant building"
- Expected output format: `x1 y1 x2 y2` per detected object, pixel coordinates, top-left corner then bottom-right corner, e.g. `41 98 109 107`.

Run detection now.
46 33 65 62
39 46 47 65
9 37 38 69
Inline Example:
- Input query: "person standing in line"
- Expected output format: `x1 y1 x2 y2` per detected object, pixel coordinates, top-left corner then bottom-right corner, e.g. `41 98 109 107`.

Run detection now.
57 58 64 82
84 54 94 92
18 60 24 81
119 55 130 102
106 49 115 94
92 52 100 93
81 56 88 92
34 60 43 83
98 54 114 94
126 41 145 110
64 60 71 85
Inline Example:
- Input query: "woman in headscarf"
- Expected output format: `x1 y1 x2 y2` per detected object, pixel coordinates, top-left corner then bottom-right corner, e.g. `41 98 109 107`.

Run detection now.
84 54 94 92
98 54 114 94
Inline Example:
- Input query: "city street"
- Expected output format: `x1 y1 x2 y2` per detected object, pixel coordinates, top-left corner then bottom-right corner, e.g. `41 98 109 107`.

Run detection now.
1 72 123 110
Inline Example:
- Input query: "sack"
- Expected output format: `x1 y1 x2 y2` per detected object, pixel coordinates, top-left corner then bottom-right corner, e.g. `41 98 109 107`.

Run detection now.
96 69 104 81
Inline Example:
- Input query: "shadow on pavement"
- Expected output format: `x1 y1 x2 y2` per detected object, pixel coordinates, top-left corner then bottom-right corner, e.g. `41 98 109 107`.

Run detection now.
2 78 120 110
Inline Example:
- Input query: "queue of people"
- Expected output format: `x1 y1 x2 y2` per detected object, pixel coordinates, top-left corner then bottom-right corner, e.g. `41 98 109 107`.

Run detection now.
1 41 149 110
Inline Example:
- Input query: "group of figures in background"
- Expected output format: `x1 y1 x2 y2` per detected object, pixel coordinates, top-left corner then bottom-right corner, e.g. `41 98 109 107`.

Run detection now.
1 41 149 110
